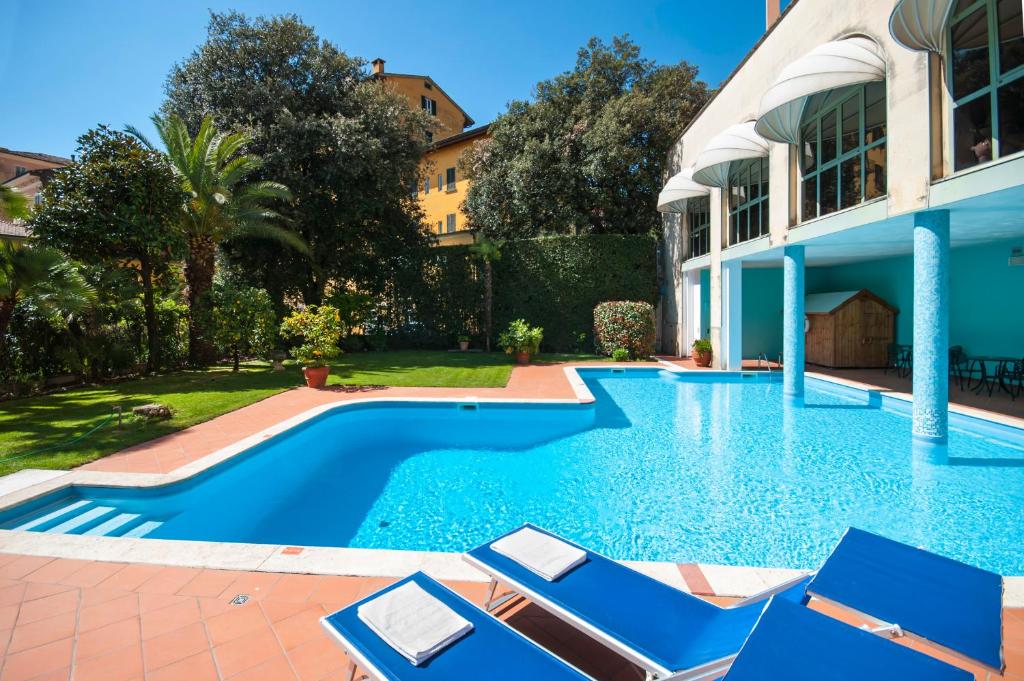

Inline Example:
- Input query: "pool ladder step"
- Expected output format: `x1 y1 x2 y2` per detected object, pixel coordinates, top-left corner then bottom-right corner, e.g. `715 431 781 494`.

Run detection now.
7 500 164 538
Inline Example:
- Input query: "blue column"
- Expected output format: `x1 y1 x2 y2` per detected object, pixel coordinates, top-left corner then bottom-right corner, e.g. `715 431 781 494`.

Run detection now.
913 210 950 444
783 245 805 405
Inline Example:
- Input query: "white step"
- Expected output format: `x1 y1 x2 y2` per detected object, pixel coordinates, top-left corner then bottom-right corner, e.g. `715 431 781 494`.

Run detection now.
83 513 141 536
13 500 92 531
122 520 162 538
46 506 115 534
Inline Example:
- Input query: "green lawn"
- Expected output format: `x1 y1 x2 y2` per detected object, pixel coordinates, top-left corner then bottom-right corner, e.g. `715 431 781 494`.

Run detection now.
0 351 606 473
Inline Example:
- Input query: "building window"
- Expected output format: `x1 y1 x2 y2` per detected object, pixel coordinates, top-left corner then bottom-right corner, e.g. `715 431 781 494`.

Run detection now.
948 0 1024 171
446 213 456 233
727 157 770 245
437 174 443 192
409 180 418 197
445 167 456 191
14 166 26 177
686 196 710 259
424 176 430 194
421 95 437 116
437 221 443 234
33 193 43 207
425 131 433 144
799 82 887 221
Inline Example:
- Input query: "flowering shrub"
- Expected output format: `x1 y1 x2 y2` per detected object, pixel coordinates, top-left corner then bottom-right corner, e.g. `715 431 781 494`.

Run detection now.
593 301 655 359
279 305 343 368
498 319 543 355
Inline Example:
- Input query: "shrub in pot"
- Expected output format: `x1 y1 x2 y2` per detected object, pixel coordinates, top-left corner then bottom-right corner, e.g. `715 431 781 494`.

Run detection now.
279 305 343 388
457 334 470 351
593 301 656 360
499 319 543 365
692 338 713 367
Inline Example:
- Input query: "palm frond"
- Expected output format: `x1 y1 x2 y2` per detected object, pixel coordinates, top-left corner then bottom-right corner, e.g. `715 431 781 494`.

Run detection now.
228 221 310 255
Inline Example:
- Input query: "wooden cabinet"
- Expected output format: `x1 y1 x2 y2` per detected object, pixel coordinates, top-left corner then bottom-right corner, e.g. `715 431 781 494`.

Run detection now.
805 290 897 368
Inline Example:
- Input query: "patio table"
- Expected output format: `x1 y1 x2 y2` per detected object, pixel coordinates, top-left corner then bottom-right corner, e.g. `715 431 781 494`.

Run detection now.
964 356 1018 397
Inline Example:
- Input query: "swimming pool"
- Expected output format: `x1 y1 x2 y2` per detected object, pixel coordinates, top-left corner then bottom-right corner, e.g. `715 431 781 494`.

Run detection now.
2 369 1023 573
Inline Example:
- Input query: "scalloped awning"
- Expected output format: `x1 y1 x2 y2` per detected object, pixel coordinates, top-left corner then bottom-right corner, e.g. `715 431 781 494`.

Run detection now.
890 0 958 53
657 167 709 213
755 37 887 144
691 122 770 188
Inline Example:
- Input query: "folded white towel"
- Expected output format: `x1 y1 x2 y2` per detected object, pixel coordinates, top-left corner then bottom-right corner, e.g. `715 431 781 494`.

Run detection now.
357 581 473 666
490 527 587 581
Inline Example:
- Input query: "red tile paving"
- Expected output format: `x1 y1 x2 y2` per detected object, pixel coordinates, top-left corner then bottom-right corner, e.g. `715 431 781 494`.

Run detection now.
0 555 1016 680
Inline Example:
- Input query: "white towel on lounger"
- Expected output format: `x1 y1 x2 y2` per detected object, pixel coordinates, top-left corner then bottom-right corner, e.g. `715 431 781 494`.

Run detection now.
490 527 587 581
357 581 473 666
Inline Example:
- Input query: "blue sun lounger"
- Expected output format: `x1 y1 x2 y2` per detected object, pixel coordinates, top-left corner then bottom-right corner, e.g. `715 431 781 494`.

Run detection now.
723 596 973 681
320 572 592 681
805 527 1005 676
463 524 812 680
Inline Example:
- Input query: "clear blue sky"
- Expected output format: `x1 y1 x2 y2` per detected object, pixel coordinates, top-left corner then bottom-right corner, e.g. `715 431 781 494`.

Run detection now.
1 0 787 158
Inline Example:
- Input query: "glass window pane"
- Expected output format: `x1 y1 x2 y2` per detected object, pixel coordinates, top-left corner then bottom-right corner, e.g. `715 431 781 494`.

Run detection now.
801 121 818 172
865 143 887 200
840 155 862 209
864 82 887 144
842 96 860 154
819 166 838 216
749 203 761 238
730 212 738 243
998 78 1024 157
951 6 991 100
760 157 769 196
740 209 749 243
953 94 993 170
821 109 838 164
802 176 817 220
749 160 761 199
761 197 769 235
998 0 1024 75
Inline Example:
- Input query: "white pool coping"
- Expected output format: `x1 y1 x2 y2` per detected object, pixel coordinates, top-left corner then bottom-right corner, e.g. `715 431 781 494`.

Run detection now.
0 366 1021 603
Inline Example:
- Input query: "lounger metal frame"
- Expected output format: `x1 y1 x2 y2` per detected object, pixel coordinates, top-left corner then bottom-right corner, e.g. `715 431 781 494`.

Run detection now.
464 548 811 681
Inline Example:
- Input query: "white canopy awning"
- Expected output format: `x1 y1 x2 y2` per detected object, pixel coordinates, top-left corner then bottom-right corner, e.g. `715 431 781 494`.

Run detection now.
889 0 957 53
657 167 709 213
691 122 770 188
754 37 886 144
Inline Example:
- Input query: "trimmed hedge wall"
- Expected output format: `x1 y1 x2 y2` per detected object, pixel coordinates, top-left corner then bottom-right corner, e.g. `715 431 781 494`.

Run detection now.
385 234 658 352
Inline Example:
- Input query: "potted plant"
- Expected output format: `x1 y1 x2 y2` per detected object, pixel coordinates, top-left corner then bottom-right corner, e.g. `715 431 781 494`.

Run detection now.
499 319 543 365
279 305 343 388
692 338 713 367
457 334 470 351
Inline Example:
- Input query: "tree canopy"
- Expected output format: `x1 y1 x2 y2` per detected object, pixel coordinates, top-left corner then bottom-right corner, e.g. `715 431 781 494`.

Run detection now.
162 11 432 306
461 35 711 240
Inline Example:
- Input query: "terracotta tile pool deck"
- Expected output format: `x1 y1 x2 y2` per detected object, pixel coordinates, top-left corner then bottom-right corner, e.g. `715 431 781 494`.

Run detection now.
2 360 1021 678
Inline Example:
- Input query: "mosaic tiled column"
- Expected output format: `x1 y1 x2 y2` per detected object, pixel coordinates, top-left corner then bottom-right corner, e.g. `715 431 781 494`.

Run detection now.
913 209 950 444
783 245 805 405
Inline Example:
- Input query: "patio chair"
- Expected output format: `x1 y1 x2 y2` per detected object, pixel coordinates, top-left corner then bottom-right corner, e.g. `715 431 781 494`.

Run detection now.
721 597 972 681
463 524 812 680
804 527 1004 676
320 572 592 681
949 345 984 390
885 343 912 378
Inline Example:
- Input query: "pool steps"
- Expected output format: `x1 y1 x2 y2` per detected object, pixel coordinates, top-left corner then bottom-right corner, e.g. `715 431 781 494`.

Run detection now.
8 499 164 538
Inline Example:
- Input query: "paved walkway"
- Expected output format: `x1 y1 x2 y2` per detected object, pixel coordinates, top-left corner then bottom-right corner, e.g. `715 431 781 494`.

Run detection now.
0 554 1019 681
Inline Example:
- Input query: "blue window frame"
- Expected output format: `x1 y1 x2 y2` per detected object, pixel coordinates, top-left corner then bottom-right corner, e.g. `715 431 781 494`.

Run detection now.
686 196 710 259
728 157 769 245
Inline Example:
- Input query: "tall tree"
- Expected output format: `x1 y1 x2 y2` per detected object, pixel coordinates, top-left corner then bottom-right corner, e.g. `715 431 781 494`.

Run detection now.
161 11 431 306
461 35 711 240
31 127 182 372
469 237 502 351
129 113 304 366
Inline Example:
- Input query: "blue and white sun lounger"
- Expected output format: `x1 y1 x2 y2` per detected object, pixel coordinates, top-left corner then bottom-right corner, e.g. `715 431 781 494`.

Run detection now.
320 572 592 681
722 597 973 681
464 524 812 680
805 527 1004 675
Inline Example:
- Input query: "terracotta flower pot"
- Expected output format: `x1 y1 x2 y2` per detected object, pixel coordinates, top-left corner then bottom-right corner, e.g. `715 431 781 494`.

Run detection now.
459 341 469 351
693 349 713 368
303 365 330 389
515 351 531 365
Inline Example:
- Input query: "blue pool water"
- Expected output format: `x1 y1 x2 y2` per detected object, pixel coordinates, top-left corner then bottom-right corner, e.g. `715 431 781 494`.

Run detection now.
3 369 1023 573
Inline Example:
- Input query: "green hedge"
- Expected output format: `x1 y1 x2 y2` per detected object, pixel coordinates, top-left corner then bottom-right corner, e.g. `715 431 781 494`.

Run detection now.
383 234 658 352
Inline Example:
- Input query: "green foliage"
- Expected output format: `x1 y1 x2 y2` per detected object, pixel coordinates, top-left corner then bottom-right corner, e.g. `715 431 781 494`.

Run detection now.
163 11 430 306
325 289 376 337
498 319 544 355
462 35 710 239
279 305 342 368
611 348 630 362
211 279 277 370
0 242 95 341
593 301 656 359
0 186 29 221
692 338 712 352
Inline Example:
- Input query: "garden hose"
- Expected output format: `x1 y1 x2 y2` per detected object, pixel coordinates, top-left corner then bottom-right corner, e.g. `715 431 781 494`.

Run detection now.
0 410 117 465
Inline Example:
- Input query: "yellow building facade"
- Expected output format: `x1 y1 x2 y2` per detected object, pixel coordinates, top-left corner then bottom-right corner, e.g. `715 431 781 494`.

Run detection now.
373 58 489 246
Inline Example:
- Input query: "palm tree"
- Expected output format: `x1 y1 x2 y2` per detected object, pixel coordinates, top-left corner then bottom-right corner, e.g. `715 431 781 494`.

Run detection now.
469 237 503 352
0 186 29 221
0 242 95 345
128 114 307 365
